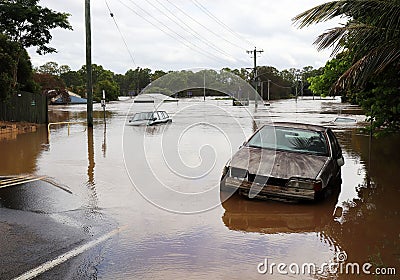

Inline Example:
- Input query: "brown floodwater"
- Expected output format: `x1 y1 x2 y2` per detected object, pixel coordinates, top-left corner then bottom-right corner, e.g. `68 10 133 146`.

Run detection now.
0 97 399 279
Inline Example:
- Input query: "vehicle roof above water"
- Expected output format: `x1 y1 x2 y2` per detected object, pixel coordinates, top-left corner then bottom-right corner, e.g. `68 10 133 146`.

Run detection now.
259 122 328 132
134 110 167 114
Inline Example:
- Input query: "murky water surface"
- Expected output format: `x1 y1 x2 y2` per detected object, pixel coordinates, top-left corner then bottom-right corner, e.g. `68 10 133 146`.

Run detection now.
0 97 399 279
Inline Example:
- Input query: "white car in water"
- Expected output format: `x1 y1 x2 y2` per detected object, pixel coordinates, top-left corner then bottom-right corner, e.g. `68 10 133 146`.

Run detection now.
128 111 172 126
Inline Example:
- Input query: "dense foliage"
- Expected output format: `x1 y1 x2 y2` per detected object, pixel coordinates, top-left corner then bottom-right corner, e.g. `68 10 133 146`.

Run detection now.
0 0 71 93
294 0 400 132
0 34 36 99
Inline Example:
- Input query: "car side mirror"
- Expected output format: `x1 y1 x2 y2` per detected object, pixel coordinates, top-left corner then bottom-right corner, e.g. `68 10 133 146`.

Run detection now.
337 156 344 167
153 117 157 121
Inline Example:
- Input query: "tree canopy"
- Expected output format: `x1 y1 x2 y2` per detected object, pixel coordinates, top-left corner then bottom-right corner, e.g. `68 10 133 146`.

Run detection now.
0 0 72 54
0 34 36 99
294 0 400 132
0 0 71 94
293 0 400 90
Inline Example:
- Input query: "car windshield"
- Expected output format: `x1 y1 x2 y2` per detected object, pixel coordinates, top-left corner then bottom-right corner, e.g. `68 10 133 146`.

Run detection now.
132 112 153 121
246 125 328 156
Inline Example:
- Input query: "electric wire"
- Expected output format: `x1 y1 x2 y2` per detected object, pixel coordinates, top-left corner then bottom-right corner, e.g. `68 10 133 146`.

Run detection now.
148 0 237 61
164 0 247 51
104 0 137 68
119 0 230 63
190 0 254 48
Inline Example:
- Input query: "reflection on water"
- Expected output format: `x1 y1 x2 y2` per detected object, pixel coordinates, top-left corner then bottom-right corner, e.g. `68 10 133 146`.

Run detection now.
220 187 341 235
0 126 48 174
333 130 400 277
102 123 107 158
86 127 98 209
87 127 95 185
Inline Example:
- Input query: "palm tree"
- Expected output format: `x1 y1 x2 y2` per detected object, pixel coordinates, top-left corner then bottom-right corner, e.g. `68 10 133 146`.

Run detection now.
293 0 400 91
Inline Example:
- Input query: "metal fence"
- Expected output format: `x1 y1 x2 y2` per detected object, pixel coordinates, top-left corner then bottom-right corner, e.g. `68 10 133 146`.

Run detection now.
0 91 48 124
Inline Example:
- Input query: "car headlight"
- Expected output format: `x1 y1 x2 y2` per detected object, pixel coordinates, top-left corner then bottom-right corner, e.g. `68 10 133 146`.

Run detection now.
286 178 322 191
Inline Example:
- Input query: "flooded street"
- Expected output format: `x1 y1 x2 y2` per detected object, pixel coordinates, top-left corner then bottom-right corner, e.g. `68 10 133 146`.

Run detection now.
0 97 399 279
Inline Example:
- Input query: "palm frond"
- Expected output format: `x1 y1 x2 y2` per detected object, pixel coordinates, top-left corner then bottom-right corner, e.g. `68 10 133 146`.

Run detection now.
293 0 400 31
292 1 349 28
294 0 400 89
334 42 400 90
314 22 385 54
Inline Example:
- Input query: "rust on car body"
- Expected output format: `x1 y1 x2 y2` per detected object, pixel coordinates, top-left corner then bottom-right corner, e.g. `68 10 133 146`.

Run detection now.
221 122 344 201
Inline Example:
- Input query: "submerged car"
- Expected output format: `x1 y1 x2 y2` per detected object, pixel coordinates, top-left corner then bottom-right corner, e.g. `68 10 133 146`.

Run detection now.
221 122 344 201
128 111 172 126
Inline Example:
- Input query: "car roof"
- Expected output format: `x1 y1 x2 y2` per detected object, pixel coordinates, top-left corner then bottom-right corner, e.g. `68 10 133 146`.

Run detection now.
260 122 328 132
135 111 166 114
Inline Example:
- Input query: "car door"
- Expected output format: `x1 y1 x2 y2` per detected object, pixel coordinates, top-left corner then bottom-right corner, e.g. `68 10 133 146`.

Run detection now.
326 129 343 178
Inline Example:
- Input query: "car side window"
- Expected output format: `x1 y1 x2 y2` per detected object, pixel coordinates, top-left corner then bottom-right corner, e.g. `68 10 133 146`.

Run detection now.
153 112 159 120
327 129 341 158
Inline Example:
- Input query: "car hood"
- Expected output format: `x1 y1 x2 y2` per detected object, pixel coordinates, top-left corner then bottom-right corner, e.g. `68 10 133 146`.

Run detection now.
127 120 149 126
229 147 328 179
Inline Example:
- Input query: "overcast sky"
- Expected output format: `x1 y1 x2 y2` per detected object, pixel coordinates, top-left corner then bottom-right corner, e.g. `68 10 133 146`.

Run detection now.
27 0 342 74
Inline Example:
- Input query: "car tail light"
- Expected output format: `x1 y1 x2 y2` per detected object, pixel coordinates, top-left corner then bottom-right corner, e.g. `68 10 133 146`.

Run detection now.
313 181 322 191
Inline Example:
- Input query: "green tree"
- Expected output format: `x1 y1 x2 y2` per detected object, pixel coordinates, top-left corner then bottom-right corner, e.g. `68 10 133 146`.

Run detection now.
221 67 250 82
78 64 120 101
36 61 71 76
0 34 36 99
0 0 71 89
294 0 400 132
257 66 292 99
307 53 352 97
151 70 167 81
118 67 152 95
60 70 84 95
94 79 119 102
293 0 400 90
36 61 60 75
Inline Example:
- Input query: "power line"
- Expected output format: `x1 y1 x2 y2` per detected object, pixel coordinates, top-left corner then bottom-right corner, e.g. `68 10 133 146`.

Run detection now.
104 0 137 68
144 0 236 61
119 0 229 63
190 0 254 48
165 0 246 51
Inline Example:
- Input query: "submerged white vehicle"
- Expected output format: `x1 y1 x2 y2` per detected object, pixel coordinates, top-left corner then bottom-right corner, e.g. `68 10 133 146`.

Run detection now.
128 111 172 126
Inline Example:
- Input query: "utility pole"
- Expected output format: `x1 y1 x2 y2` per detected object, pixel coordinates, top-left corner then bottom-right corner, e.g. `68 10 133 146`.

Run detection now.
267 79 270 101
85 0 93 127
246 47 263 108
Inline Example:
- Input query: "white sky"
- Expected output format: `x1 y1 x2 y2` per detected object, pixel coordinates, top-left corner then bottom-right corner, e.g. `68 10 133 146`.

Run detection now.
27 0 342 74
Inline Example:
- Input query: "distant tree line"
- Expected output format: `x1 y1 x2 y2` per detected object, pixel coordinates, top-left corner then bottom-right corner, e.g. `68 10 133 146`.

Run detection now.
31 61 322 102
